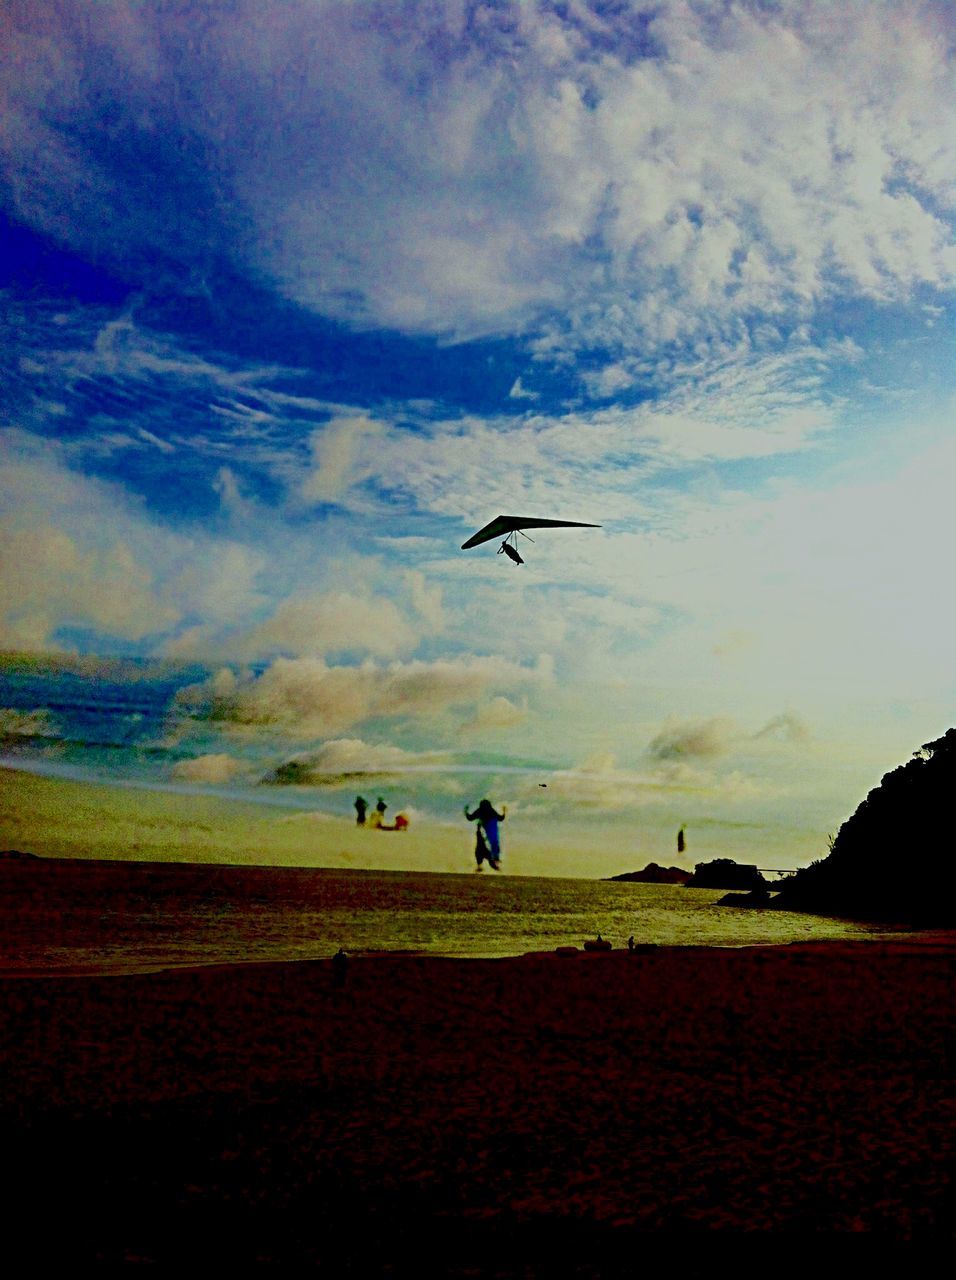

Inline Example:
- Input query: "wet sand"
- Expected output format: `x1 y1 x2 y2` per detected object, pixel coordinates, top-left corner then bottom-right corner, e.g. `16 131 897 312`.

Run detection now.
2 936 953 1271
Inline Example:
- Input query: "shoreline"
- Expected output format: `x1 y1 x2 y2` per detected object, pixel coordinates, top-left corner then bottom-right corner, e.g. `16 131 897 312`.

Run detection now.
3 931 954 982
2 848 943 976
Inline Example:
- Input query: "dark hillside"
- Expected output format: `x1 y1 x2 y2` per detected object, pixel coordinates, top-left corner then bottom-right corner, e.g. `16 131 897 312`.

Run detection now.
777 729 956 926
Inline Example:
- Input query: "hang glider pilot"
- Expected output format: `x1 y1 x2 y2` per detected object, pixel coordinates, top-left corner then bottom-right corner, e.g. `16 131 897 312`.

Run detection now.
461 515 601 566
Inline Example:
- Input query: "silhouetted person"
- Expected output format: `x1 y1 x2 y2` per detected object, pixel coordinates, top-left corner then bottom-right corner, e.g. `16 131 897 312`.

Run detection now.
354 796 368 826
677 825 686 854
498 541 524 565
466 799 506 870
472 822 491 869
628 934 635 953
332 948 349 988
376 797 387 820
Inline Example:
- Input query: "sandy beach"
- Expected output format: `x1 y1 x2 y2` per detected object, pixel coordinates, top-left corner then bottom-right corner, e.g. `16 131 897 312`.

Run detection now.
2 934 953 1270
0 765 643 879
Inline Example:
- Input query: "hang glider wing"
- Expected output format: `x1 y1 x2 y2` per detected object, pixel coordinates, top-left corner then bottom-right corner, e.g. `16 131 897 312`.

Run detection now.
461 516 601 550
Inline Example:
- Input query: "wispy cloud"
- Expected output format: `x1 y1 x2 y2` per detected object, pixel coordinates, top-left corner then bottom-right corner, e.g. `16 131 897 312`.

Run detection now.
4 1 953 359
648 716 739 762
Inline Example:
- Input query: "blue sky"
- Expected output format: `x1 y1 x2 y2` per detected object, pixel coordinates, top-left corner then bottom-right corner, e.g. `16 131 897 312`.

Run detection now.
2 0 956 868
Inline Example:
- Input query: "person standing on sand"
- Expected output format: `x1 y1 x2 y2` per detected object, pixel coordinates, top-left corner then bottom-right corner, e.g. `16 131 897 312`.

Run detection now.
354 796 368 826
331 948 349 988
465 799 506 871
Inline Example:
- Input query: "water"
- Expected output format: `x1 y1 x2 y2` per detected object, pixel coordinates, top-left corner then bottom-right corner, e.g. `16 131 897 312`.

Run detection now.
1 860 913 975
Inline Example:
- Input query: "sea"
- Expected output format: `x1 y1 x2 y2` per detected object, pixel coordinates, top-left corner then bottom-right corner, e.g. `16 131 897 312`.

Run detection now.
1 858 917 976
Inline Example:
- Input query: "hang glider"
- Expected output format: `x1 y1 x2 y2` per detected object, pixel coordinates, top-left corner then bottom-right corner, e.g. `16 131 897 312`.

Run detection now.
461 516 601 565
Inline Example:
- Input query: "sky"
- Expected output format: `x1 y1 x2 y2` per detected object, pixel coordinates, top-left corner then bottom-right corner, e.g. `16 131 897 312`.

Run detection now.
2 0 956 872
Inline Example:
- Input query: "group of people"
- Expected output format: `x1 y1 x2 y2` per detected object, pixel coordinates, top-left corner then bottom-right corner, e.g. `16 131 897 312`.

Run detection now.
354 795 409 831
354 792 507 869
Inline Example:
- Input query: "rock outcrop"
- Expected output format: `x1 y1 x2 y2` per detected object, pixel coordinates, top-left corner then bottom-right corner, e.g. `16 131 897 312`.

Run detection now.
685 859 768 890
716 887 774 908
607 863 692 885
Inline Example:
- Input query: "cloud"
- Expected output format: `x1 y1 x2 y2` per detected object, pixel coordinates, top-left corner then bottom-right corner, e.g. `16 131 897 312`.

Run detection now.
539 753 639 811
0 651 188 683
404 571 445 633
0 514 179 649
0 708 60 739
581 363 636 399
712 631 755 660
160 573 442 665
508 378 539 401
213 467 259 523
0 432 278 652
230 591 418 662
171 753 245 784
647 711 812 764
648 716 739 761
299 415 385 506
175 653 551 737
350 341 849 530
3 1 954 354
265 737 445 785
461 695 529 733
518 750 767 812
753 711 811 745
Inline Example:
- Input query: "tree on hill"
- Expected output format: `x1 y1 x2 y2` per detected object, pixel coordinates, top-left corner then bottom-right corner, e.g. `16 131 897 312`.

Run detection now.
778 728 956 925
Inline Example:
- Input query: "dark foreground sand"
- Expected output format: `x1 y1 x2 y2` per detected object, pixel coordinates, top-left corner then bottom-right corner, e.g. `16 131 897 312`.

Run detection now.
2 939 953 1272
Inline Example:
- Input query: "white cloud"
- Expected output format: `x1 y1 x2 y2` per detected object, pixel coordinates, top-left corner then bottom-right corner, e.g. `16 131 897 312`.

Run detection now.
0 432 270 652
404 570 445 633
508 378 539 401
230 591 418 662
0 515 179 649
171 753 245 784
581 363 636 399
3 2 954 353
299 415 385 506
176 652 552 737
213 467 258 523
351 342 846 530
461 695 529 733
